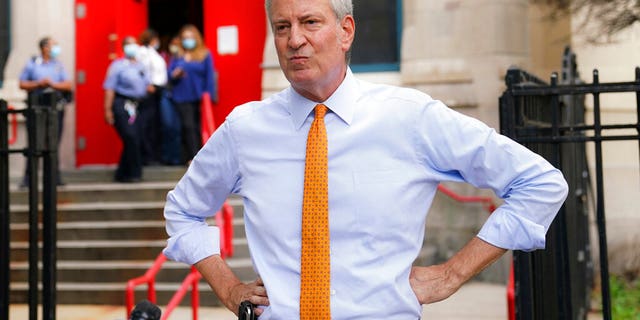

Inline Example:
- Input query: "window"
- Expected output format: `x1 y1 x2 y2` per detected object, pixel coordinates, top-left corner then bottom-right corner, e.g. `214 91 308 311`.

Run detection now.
350 0 402 72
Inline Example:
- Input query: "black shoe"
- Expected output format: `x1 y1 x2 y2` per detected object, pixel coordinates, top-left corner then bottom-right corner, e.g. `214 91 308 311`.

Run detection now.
115 176 142 183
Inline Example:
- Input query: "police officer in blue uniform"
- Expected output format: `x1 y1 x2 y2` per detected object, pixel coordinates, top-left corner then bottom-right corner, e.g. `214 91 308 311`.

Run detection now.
18 36 73 187
103 36 152 183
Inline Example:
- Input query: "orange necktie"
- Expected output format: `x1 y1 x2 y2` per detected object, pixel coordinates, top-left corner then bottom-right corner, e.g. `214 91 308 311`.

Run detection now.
300 104 331 319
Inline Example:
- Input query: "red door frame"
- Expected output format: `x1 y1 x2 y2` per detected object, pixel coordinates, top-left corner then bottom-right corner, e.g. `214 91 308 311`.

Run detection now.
203 0 267 130
75 0 148 167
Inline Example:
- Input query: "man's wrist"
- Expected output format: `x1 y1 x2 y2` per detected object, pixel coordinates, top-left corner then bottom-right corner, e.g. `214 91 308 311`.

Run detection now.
442 260 466 291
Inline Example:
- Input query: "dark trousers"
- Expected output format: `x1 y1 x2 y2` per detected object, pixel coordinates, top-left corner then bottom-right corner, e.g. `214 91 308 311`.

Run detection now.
138 88 162 165
112 96 142 181
176 100 201 161
159 90 182 165
21 107 64 186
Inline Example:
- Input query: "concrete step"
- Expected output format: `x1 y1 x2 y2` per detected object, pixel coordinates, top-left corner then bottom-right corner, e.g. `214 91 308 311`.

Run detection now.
9 201 167 223
8 193 244 219
9 257 257 284
10 239 166 261
9 182 176 205
9 220 167 241
9 281 223 306
9 238 250 262
61 166 187 184
9 166 188 184
9 201 245 237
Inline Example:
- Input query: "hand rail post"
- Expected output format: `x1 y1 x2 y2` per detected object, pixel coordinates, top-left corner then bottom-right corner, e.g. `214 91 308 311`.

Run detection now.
7 105 17 145
191 266 200 320
0 99 9 320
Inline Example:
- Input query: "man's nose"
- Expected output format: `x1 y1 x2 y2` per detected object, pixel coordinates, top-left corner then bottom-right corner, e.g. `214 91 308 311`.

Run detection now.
288 24 306 50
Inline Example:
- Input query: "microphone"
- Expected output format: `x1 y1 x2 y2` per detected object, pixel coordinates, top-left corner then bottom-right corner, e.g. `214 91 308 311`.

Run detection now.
238 300 256 320
130 299 162 320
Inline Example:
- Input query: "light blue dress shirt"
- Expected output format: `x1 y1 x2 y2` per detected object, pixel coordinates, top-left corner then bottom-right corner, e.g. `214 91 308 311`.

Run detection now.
103 58 150 99
19 56 69 96
164 69 568 319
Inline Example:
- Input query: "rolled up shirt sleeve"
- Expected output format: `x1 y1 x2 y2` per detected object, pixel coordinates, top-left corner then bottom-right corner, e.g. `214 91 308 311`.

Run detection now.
418 100 569 251
476 166 569 251
163 121 240 264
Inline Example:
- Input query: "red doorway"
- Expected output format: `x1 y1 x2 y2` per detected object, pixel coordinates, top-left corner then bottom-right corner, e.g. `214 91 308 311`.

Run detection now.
74 0 149 166
74 0 266 167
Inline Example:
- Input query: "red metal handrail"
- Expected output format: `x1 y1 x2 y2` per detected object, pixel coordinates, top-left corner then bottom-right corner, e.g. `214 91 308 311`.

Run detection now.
437 184 514 320
437 184 497 213
125 253 167 315
161 266 202 320
215 201 235 259
125 204 234 319
200 92 216 144
507 261 516 320
8 105 18 145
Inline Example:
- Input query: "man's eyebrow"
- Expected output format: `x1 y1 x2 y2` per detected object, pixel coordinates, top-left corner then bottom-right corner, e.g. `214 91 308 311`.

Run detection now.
298 13 322 21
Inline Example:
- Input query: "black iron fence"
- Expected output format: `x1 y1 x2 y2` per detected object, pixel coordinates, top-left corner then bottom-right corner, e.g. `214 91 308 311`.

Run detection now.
1 93 60 320
500 48 640 320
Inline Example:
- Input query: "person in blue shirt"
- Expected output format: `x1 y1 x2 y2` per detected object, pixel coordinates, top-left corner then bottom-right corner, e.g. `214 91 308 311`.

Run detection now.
18 36 73 187
163 0 569 318
103 36 152 183
167 24 217 164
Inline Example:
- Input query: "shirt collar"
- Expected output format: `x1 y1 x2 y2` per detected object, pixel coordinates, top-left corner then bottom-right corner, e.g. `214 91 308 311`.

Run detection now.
287 68 358 130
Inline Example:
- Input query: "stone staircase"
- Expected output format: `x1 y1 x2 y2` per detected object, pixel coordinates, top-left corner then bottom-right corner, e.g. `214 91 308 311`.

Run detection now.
8 166 255 306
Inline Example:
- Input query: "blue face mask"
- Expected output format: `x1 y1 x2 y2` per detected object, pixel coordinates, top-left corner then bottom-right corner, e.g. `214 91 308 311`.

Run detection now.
124 43 139 58
50 45 61 59
182 38 196 50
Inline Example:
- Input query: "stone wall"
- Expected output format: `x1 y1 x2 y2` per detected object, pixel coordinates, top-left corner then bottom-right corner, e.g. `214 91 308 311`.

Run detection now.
1 0 76 176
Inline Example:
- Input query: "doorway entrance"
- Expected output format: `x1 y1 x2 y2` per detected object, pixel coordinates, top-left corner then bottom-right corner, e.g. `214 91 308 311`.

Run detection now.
148 0 203 47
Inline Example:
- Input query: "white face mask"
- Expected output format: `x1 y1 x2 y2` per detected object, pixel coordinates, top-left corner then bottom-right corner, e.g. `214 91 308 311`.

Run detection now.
124 43 139 58
50 45 62 58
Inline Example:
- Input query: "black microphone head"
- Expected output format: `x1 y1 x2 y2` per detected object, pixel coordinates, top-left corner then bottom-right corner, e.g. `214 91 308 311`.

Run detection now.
130 299 162 320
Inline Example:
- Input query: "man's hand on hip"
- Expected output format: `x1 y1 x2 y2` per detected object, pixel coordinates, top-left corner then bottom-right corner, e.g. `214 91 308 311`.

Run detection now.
227 277 269 316
410 237 507 305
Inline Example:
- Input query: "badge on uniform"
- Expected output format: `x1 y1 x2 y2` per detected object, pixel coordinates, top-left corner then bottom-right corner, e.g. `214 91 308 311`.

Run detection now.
124 100 137 124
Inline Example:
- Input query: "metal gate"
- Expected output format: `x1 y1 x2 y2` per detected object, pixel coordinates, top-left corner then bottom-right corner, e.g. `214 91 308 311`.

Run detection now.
500 47 640 320
1 93 60 320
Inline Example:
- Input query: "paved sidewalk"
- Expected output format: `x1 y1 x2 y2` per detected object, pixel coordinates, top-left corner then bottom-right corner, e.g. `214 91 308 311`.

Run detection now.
10 282 510 320
8 282 603 319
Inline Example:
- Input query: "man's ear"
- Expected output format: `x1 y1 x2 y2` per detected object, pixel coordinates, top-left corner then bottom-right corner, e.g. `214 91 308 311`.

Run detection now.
340 15 356 51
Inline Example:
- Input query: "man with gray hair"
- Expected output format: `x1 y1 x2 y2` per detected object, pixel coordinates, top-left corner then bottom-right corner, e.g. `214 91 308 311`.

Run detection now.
163 0 568 318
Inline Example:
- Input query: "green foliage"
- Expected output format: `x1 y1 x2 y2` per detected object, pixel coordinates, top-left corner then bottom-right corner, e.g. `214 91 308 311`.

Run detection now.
609 275 640 320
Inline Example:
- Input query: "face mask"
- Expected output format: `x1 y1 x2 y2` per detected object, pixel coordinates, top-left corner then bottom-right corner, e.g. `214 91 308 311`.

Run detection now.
169 45 180 55
182 38 196 50
124 43 139 58
50 45 61 59
152 43 160 51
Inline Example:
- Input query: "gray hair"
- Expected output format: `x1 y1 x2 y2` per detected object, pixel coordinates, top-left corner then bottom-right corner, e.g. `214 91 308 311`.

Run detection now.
265 0 353 23
265 0 354 63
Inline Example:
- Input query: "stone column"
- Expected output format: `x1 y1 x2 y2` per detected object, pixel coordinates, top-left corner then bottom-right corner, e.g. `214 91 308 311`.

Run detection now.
401 0 529 129
1 0 76 173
